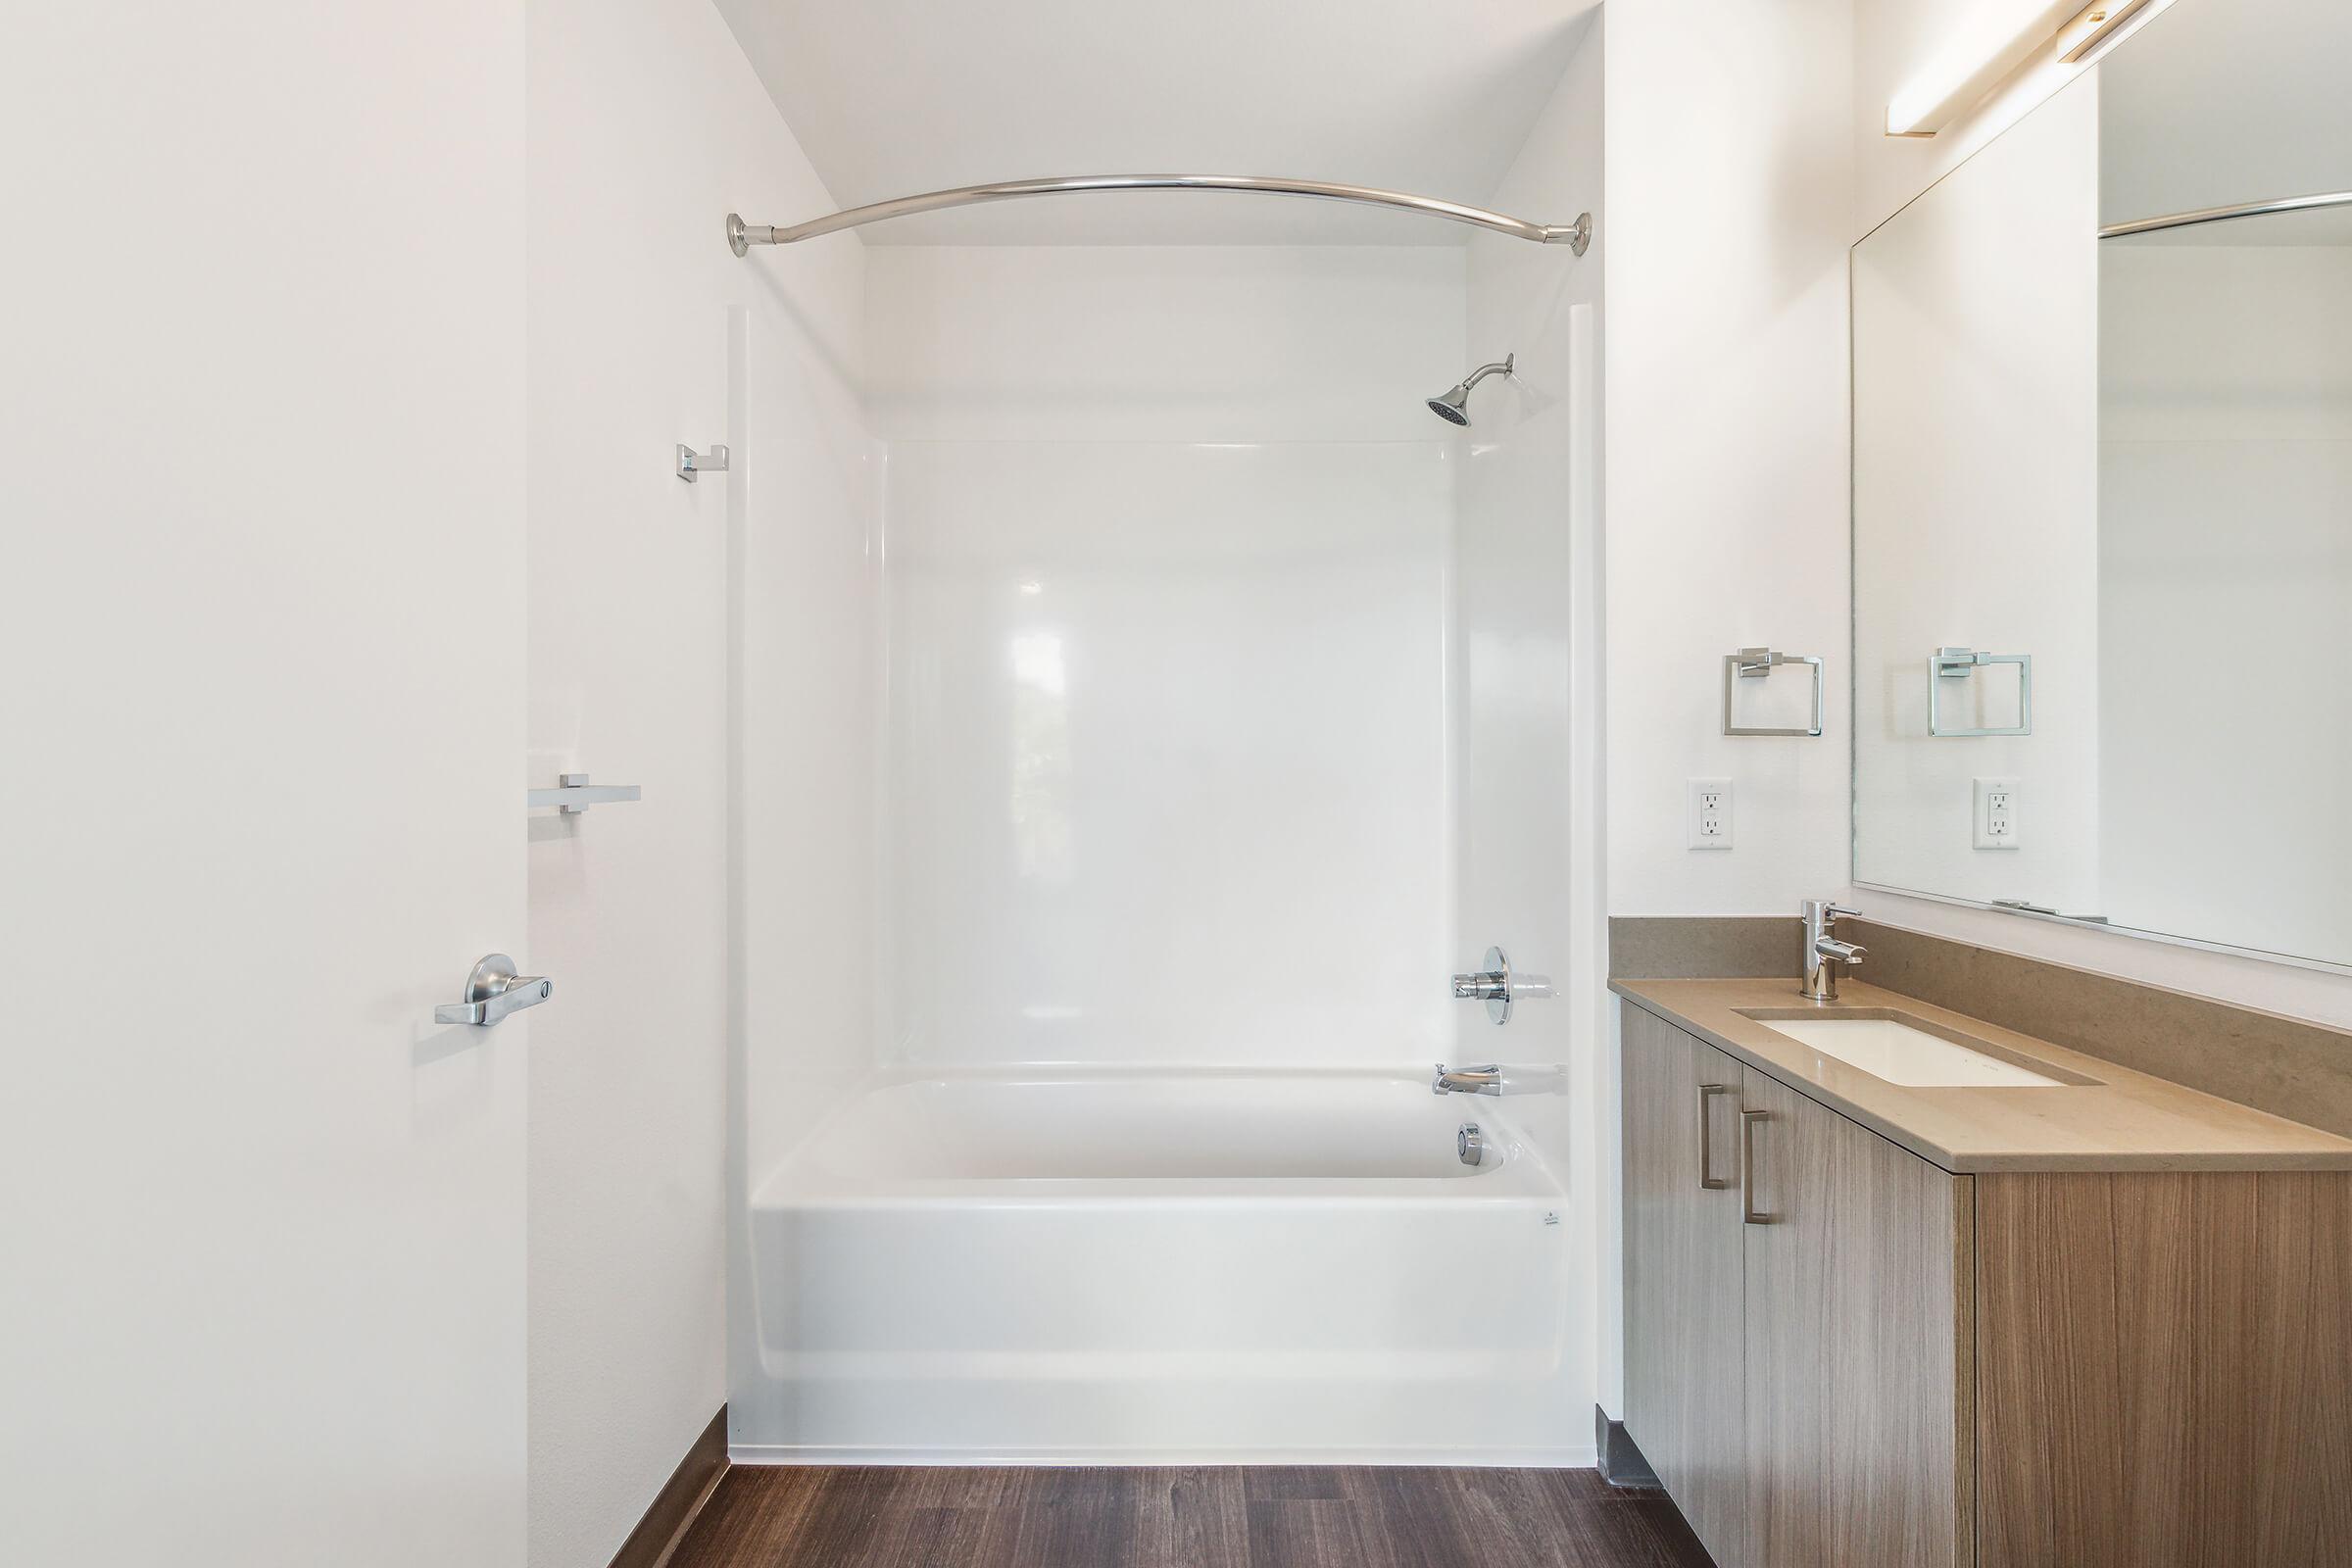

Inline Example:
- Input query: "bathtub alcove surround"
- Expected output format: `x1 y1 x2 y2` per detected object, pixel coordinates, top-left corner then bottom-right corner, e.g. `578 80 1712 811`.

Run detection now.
728 236 1600 1463
726 20 1606 1466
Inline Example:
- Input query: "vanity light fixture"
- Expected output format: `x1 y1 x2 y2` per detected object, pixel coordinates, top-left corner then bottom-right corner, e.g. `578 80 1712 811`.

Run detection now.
2057 0 2165 63
1886 0 2174 137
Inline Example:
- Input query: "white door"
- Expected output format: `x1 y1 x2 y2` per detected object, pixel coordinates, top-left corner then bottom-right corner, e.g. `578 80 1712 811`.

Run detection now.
0 6 530 1565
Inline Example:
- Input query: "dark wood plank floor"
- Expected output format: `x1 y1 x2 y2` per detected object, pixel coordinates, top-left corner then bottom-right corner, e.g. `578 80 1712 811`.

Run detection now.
666 1466 1716 1568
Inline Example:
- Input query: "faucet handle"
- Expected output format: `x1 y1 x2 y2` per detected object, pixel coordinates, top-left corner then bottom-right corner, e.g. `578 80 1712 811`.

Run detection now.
1452 945 1551 1024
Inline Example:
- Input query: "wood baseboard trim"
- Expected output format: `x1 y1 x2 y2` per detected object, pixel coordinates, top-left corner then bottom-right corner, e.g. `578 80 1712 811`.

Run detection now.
608 1405 728 1568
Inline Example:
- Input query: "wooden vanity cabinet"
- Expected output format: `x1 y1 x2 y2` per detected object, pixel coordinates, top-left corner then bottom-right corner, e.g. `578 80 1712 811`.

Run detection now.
1623 1004 2352 1568
1623 995 2352 1567
1624 1005 1971 1568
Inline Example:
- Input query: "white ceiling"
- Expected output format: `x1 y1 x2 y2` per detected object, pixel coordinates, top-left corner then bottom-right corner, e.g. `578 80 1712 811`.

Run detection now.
711 0 1600 245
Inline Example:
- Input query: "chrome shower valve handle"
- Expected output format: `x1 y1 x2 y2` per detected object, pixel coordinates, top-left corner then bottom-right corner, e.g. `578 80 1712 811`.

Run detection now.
1449 945 1552 1024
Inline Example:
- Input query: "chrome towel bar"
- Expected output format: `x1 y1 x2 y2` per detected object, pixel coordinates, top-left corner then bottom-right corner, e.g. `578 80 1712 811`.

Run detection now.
2099 188 2352 239
1722 648 1825 737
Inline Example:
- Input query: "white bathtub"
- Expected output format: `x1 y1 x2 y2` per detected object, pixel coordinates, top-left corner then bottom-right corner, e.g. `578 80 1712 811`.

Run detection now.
733 1067 1578 1464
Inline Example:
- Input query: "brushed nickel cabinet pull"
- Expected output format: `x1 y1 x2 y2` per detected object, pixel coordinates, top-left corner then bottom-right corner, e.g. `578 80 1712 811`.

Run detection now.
1741 1108 1773 1225
1698 1083 1732 1190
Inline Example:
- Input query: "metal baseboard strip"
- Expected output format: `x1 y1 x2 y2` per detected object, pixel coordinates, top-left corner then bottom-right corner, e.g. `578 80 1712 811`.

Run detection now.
608 1405 729 1568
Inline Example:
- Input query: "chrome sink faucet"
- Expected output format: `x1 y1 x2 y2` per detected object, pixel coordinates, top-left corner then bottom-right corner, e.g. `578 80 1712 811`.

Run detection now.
1800 899 1867 1002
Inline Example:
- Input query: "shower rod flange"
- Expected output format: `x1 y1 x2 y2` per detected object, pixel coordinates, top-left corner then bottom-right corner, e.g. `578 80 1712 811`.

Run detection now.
726 177 1592 253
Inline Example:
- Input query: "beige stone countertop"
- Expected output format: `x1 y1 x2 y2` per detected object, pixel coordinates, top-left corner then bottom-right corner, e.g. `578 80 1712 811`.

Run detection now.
1612 977 2352 1173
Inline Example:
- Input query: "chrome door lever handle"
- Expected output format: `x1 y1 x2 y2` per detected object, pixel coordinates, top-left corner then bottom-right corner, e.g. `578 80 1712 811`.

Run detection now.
441 979 551 1027
434 953 553 1027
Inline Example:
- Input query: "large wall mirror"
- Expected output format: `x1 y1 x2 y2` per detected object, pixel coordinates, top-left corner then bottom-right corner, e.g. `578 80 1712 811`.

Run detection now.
1853 0 2351 967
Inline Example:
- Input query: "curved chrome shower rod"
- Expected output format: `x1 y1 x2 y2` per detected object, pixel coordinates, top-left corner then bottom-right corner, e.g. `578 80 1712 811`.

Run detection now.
2097 188 2352 239
726 175 1592 254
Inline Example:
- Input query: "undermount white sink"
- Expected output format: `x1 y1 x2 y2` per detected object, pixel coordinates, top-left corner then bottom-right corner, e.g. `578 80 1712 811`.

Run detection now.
1753 1016 2065 1088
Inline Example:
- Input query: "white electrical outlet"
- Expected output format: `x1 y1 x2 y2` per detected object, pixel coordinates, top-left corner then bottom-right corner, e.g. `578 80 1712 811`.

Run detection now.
1974 776 2020 850
1689 778 1733 850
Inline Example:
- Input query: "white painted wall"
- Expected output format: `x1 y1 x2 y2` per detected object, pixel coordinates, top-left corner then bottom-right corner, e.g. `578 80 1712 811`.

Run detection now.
1852 77 2102 913
0 5 530 1564
1457 10 1609 1452
1602 0 1857 918
862 248 1464 1071
526 2 871 1563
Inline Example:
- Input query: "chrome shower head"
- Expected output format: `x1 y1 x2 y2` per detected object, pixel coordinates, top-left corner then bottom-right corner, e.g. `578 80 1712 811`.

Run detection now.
1426 354 1514 426
1426 388 1472 425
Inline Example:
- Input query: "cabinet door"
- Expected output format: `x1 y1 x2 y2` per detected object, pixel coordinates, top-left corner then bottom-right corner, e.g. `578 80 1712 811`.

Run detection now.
1975 1170 2352 1568
1740 1072 1974 1568
1622 1006 1748 1565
